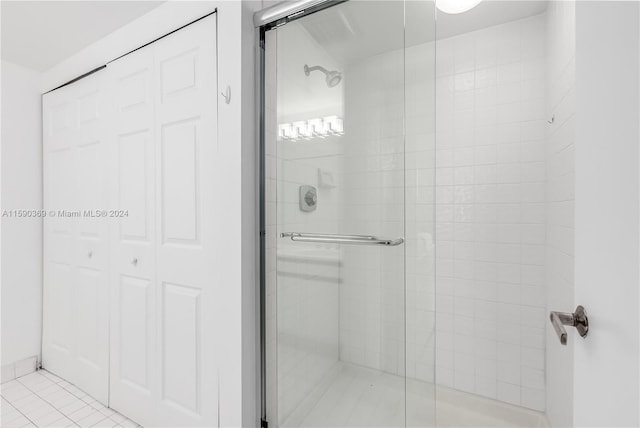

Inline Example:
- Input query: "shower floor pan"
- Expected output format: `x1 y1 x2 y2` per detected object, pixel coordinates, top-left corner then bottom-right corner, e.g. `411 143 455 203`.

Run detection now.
281 363 548 428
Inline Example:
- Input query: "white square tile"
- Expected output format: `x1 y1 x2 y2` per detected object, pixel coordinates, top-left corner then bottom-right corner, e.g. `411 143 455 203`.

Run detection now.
453 370 475 393
39 371 63 384
59 397 87 415
109 412 128 424
93 417 119 428
37 382 64 398
436 367 454 388
497 362 521 384
48 417 76 428
521 347 545 371
32 408 66 427
522 366 544 389
521 386 545 412
497 381 521 406
119 417 139 427
68 405 96 423
17 372 50 391
475 376 498 399
9 392 40 410
77 410 108 428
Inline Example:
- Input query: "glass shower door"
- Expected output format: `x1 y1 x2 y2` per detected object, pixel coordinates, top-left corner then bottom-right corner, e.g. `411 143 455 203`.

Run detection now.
263 1 436 426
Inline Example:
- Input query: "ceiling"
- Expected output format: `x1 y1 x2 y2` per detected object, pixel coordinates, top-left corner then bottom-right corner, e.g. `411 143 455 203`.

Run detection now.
301 0 548 65
1 1 164 71
436 0 548 39
2 0 548 72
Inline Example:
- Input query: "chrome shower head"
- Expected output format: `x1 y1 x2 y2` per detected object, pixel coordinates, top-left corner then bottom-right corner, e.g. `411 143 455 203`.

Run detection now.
304 64 342 88
325 70 342 88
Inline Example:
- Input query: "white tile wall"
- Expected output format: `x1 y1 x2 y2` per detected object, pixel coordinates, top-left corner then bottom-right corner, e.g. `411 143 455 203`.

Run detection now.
545 1 575 426
404 41 438 385
337 39 437 386
434 14 548 411
339 47 407 376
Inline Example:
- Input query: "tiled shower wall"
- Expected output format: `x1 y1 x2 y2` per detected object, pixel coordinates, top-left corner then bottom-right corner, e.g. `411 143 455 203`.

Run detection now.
266 7 553 421
265 24 346 425
338 42 437 383
433 14 548 411
339 47 407 374
545 1 575 426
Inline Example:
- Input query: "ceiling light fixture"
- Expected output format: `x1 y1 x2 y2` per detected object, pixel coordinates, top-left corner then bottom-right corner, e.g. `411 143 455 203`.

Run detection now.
436 0 482 14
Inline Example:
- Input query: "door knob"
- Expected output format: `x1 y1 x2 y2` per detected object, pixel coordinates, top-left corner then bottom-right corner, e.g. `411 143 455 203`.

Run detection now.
88 251 93 258
132 258 138 267
550 305 589 345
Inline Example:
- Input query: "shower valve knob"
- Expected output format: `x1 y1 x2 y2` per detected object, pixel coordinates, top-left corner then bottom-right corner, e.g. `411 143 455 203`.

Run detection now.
299 185 317 212
305 191 317 206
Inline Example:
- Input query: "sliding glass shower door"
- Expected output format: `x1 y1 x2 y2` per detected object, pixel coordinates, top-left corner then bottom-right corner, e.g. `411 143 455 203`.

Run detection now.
263 1 436 426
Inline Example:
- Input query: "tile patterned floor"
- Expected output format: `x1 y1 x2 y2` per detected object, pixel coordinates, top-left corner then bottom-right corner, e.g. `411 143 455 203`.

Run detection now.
1 370 141 428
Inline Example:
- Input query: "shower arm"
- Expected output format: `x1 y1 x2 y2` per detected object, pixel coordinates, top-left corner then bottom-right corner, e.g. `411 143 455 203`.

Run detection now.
304 64 329 76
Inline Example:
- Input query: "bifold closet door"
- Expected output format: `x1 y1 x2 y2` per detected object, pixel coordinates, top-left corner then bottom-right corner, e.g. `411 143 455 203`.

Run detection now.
42 71 110 404
108 14 219 427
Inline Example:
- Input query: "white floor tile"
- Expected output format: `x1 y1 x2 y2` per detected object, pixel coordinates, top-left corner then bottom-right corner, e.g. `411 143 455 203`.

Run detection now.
76 410 108 427
93 417 119 428
98 407 116 418
30 409 66 427
68 405 97 423
46 417 76 428
93 418 118 428
58 398 87 415
39 372 63 384
117 418 138 428
47 391 79 409
0 370 141 428
108 413 127 424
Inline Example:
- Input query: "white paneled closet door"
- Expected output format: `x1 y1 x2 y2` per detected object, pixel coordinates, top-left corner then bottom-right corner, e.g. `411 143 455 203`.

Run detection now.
107 45 157 424
42 71 110 404
108 14 219 427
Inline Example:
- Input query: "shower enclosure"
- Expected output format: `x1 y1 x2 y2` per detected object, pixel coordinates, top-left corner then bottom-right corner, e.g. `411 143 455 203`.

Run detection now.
258 1 437 426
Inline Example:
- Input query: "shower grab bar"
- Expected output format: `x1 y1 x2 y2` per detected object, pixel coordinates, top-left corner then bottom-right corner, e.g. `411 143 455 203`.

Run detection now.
550 305 589 345
280 232 404 246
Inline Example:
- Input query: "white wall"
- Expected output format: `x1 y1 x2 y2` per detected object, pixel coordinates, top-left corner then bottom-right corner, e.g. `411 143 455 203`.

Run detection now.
434 14 547 411
40 2 259 426
574 2 640 426
1 61 43 369
544 1 575 426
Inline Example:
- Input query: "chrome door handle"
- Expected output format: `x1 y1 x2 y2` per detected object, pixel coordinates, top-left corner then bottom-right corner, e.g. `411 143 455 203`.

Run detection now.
550 305 589 345
281 232 404 246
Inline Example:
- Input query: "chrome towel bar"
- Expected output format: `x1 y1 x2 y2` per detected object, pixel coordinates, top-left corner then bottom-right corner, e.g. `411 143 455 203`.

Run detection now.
281 232 404 246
